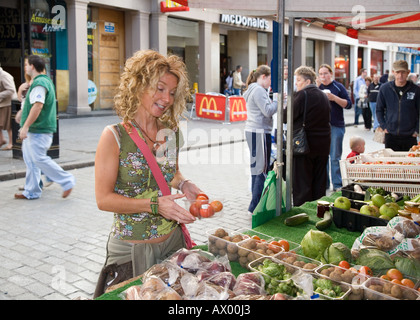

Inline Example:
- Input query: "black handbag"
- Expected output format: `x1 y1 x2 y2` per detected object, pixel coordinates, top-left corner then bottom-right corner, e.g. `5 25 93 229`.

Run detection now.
293 90 310 155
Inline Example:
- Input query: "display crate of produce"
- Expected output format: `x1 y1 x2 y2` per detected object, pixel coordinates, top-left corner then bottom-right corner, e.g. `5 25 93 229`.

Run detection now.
362 277 420 300
310 270 352 300
274 251 322 273
355 182 420 198
207 227 273 263
340 155 420 184
365 148 420 158
332 203 387 232
248 256 309 298
341 183 403 202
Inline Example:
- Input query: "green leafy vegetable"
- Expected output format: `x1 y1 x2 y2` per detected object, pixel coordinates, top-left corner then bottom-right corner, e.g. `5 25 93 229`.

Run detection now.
323 242 352 265
300 230 333 261
393 256 420 279
356 248 394 274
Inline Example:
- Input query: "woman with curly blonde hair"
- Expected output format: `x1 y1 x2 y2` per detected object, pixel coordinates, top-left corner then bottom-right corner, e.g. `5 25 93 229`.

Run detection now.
94 50 202 298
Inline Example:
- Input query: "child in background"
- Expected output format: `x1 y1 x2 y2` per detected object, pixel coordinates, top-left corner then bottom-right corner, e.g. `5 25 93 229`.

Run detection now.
347 136 365 159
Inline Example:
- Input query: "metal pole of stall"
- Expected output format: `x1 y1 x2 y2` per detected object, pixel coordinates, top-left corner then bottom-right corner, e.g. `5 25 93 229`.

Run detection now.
276 0 285 216
285 17 295 212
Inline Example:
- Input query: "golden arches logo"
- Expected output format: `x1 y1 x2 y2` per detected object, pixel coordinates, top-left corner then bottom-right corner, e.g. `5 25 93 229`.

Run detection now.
198 96 222 118
230 98 247 121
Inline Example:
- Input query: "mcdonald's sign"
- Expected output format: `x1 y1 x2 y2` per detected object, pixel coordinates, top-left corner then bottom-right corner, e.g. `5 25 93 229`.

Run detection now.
195 93 226 121
229 97 247 122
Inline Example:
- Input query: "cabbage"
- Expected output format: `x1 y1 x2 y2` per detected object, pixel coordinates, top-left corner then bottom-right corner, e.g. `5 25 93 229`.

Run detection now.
323 242 351 265
300 230 333 261
393 256 420 279
355 248 394 274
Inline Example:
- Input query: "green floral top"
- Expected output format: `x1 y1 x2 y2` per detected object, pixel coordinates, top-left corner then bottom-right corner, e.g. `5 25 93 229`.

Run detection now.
109 123 180 241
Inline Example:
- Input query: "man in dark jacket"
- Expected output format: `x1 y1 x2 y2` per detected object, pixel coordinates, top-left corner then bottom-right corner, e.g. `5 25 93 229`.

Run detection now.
376 60 420 151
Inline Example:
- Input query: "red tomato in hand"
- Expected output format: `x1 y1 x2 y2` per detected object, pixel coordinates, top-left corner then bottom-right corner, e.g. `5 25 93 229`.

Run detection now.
196 193 209 200
199 204 214 218
189 202 200 217
210 200 223 212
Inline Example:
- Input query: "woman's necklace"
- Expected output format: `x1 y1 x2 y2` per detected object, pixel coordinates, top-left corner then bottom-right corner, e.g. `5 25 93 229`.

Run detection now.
131 119 162 155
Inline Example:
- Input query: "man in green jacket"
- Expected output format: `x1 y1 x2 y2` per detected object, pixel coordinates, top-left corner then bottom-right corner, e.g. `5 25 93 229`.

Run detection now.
14 55 75 200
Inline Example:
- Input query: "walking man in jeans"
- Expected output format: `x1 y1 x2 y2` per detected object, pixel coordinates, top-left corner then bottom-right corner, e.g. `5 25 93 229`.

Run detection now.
353 68 367 126
376 60 420 151
14 55 75 200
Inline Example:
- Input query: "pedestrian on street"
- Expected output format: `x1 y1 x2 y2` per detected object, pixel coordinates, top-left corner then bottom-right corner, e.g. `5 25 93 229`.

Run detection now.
360 76 372 131
14 55 75 200
318 64 352 191
93 50 201 298
233 65 245 96
380 70 389 84
376 60 420 151
0 64 17 151
285 66 331 207
367 74 382 131
243 65 277 215
353 68 367 126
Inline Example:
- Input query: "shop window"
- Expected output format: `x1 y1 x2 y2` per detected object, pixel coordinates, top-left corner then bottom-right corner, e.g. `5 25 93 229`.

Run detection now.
335 44 350 88
257 32 268 66
305 39 315 68
167 17 199 89
370 49 383 76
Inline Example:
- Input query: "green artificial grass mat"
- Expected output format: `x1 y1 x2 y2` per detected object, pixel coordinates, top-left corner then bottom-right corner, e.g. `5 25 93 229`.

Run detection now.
253 191 360 249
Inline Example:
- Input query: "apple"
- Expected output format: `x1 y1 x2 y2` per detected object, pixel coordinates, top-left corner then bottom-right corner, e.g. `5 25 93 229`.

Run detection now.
334 196 351 210
379 215 391 220
379 203 398 219
388 202 400 212
371 194 386 208
360 205 379 217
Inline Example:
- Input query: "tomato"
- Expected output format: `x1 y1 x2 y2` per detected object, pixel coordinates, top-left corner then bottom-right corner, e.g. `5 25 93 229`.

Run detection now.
189 202 200 217
359 266 373 276
349 267 358 273
401 278 415 288
276 240 290 252
391 279 402 285
199 204 214 218
251 235 261 240
380 275 391 281
268 241 282 253
386 268 403 281
195 197 209 207
338 261 350 269
210 200 223 212
196 193 209 200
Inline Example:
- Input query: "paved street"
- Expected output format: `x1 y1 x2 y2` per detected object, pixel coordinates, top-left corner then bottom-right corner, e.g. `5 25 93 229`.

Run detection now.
0 108 385 300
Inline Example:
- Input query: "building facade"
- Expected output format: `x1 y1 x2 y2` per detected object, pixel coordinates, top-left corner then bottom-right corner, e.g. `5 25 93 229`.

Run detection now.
1 0 419 114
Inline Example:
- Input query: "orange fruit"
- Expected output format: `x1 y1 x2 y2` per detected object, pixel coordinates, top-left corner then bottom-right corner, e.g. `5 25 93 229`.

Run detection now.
210 200 223 212
401 278 415 288
386 268 403 281
380 275 391 281
391 279 402 285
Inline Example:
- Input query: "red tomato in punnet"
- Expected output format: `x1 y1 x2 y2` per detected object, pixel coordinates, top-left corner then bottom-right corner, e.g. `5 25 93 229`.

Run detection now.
210 200 223 212
199 204 215 218
189 202 200 217
196 193 209 200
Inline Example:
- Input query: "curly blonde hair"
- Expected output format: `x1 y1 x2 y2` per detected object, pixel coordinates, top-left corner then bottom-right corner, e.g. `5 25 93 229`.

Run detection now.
114 50 190 129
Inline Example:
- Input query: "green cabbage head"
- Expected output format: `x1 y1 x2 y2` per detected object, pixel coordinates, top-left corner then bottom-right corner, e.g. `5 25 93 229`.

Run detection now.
300 230 333 261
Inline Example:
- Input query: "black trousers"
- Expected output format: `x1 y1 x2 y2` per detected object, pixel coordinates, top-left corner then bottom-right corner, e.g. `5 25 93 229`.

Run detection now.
293 153 329 207
385 133 417 151
362 106 372 129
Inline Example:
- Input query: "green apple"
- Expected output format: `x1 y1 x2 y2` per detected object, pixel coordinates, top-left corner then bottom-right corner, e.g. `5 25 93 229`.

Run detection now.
379 203 398 219
371 194 386 208
379 215 391 220
360 204 377 216
334 196 351 210
388 202 400 212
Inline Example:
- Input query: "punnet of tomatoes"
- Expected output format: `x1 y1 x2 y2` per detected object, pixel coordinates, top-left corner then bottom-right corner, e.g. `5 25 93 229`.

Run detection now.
186 193 224 219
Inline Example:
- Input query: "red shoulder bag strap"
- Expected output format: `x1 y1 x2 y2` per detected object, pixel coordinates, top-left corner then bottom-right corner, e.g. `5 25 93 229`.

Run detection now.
122 122 195 249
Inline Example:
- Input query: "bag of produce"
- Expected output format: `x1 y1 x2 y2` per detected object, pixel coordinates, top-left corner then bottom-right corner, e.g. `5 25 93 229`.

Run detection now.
233 272 266 296
351 226 403 259
388 238 420 261
387 216 420 238
300 230 333 261
119 276 182 300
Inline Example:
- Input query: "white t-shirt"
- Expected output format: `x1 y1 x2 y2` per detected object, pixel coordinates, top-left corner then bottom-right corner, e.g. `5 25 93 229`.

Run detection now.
29 86 47 105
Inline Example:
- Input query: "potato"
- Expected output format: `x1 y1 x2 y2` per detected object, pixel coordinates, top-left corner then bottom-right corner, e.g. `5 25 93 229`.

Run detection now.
215 239 227 250
214 228 228 238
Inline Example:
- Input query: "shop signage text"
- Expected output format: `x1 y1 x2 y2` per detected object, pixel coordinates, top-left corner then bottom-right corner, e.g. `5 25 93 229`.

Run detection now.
220 14 269 30
31 5 66 32
229 97 247 122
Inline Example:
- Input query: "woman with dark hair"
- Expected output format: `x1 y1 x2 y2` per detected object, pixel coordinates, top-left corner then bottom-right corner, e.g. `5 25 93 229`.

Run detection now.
285 66 331 206
243 65 277 214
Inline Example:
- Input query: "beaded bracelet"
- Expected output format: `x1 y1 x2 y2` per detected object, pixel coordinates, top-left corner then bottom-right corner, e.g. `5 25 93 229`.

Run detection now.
178 179 191 192
150 196 159 214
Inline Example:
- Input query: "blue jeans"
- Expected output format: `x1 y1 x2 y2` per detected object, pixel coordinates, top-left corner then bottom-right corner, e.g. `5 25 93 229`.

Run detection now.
22 133 75 199
327 126 345 190
370 101 379 130
233 88 241 96
354 99 362 125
